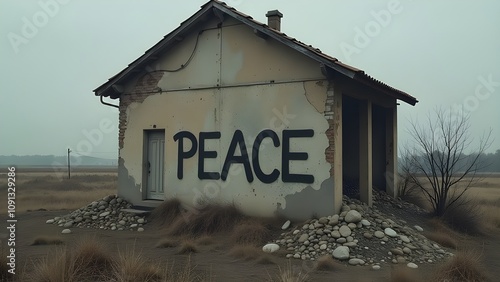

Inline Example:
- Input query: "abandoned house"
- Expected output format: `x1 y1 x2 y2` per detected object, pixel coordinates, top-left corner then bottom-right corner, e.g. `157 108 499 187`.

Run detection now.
94 0 418 220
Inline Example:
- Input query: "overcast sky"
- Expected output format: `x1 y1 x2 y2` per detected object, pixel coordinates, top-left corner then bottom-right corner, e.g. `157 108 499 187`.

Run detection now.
1 0 499 159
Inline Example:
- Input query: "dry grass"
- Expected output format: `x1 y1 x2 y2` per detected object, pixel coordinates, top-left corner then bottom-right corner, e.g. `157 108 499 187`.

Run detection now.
432 250 490 282
424 230 458 249
228 244 263 261
0 171 116 213
176 240 199 254
441 197 485 235
113 247 163 282
196 235 215 246
156 238 179 248
31 237 114 282
390 266 420 282
314 255 341 271
149 198 183 227
271 260 309 282
31 236 64 246
231 219 271 246
167 204 245 237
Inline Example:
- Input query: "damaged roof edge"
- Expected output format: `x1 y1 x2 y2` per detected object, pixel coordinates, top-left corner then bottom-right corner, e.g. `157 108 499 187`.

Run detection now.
93 0 418 106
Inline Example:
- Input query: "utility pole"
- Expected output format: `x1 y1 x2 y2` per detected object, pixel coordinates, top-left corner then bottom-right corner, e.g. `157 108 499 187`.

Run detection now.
67 148 71 179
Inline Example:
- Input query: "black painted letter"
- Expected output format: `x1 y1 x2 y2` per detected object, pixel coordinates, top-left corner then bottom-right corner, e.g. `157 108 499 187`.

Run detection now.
198 132 221 180
221 130 254 182
282 129 314 183
252 130 280 183
173 131 197 179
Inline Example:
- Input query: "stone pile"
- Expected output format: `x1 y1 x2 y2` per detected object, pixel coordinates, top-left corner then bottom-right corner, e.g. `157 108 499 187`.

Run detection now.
46 194 148 232
275 194 453 268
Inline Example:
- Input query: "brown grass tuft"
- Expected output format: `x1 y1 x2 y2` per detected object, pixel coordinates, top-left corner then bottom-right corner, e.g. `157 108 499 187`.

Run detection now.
441 197 484 235
113 247 162 281
149 198 183 226
177 240 199 254
31 237 114 281
155 238 178 248
424 230 458 249
272 260 309 282
31 236 64 246
314 255 341 271
231 219 271 246
228 245 263 261
168 204 244 236
390 266 420 282
196 235 215 246
432 251 490 282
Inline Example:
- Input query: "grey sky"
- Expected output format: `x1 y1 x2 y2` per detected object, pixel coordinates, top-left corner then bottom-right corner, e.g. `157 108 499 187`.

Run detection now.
1 0 499 159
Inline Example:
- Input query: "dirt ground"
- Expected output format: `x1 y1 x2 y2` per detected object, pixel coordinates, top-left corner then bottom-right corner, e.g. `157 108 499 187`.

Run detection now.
1 169 500 281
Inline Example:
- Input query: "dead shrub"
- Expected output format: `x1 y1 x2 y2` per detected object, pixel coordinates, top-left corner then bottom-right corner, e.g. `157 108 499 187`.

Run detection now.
31 236 64 246
432 251 490 282
314 255 341 271
196 235 214 246
72 238 114 278
149 198 183 227
390 266 420 282
168 204 244 236
231 219 271 246
32 247 88 282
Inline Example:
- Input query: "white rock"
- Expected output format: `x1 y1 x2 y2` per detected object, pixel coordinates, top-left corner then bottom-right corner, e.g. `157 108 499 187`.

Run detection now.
344 210 362 223
348 258 365 265
137 227 144 232
99 211 110 217
46 219 54 224
137 218 145 224
339 225 352 237
407 262 418 269
400 235 410 243
414 225 424 232
360 219 371 226
282 220 291 230
374 231 385 238
384 228 397 237
332 246 350 260
262 243 280 253
61 229 72 234
298 233 308 243
372 265 381 270
130 224 138 228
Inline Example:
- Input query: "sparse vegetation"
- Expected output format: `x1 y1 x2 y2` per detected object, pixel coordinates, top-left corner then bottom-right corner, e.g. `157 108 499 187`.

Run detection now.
401 110 492 217
155 238 178 248
432 251 490 282
228 244 263 261
314 255 341 271
31 236 64 246
177 240 199 254
231 219 271 246
167 204 244 236
390 266 420 282
424 230 458 249
149 198 183 227
272 260 309 282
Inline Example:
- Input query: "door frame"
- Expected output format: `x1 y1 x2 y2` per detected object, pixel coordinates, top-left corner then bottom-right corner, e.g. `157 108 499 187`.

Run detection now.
142 129 166 200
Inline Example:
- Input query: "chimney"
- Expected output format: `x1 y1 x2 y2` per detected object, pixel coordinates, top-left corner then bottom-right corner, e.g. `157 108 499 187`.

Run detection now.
266 10 283 31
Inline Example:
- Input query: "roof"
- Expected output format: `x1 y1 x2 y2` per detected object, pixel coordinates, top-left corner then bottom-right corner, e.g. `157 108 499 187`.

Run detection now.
94 0 418 106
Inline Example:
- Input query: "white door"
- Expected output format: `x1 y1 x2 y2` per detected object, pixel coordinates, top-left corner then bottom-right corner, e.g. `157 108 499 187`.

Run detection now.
146 131 165 200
